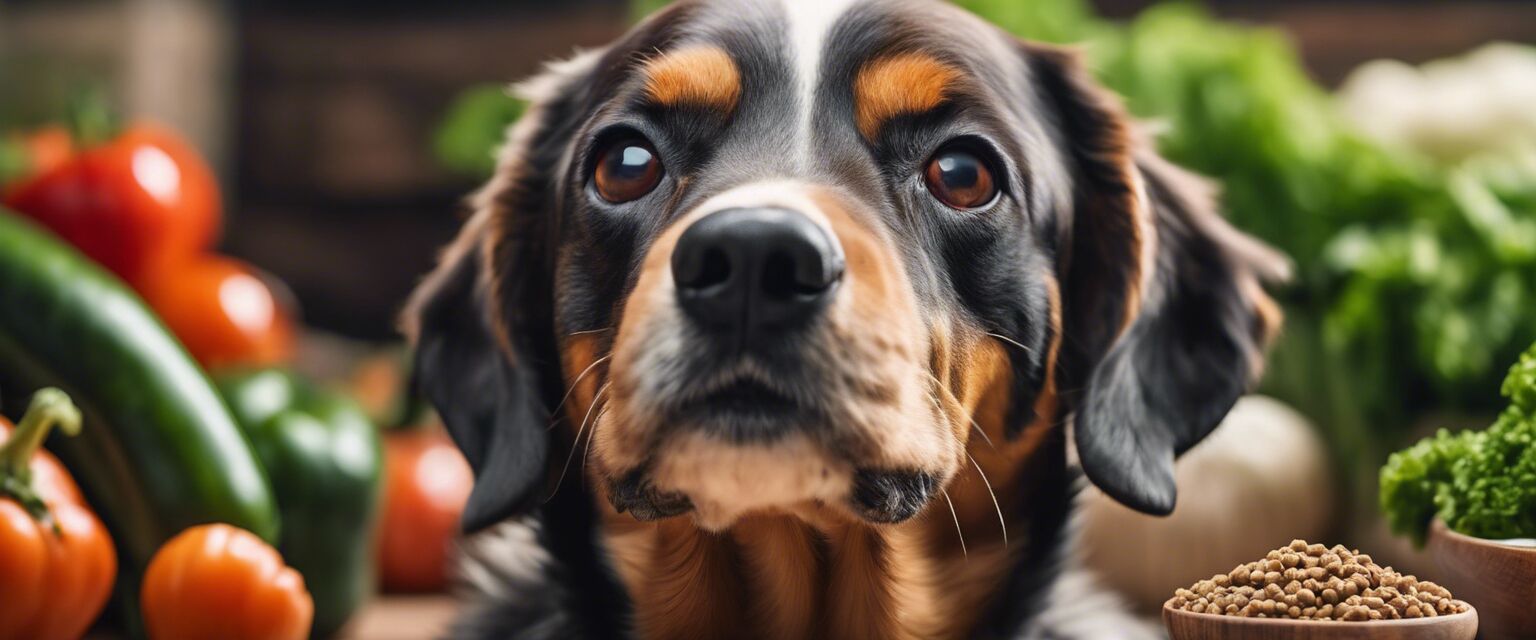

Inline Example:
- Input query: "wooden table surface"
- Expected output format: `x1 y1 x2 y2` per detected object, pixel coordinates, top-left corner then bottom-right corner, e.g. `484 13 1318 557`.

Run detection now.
338 595 461 640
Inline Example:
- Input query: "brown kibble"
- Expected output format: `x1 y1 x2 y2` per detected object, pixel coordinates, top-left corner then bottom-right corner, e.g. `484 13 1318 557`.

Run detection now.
1168 541 1462 622
1351 574 1372 592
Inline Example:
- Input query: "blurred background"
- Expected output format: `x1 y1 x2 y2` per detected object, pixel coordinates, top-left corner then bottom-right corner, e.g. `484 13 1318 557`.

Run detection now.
3 0 1531 339
3 0 1536 635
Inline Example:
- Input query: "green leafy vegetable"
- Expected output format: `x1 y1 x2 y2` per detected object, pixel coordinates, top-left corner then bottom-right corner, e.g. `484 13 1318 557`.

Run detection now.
432 84 525 178
1381 342 1536 543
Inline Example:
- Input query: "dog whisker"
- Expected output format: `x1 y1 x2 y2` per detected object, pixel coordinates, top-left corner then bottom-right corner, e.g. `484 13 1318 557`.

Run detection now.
547 381 610 503
582 405 611 488
986 332 1034 356
967 452 1007 548
968 417 996 450
942 488 967 560
566 327 614 337
923 370 996 451
925 390 947 427
549 353 613 426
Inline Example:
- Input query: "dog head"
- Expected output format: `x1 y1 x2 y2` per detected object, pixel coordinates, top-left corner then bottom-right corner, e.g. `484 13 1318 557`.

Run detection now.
406 0 1286 534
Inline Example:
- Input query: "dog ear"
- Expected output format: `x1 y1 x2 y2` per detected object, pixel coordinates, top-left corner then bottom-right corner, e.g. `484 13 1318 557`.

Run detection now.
1027 44 1290 515
403 52 601 534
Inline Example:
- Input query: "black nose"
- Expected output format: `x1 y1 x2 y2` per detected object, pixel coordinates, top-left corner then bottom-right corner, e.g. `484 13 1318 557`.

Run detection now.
671 207 844 339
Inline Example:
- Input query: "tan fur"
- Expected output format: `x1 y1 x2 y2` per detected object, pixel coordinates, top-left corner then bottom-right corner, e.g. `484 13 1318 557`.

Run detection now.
732 515 823 638
853 53 961 141
632 520 748 639
643 46 742 114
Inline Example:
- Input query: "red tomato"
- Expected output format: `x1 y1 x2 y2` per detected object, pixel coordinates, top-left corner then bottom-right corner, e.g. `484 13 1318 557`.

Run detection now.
378 427 473 592
3 124 219 282
0 126 74 199
137 255 296 371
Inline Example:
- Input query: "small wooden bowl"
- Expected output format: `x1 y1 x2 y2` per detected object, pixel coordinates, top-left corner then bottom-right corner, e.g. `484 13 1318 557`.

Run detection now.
1427 519 1536 638
1164 601 1478 640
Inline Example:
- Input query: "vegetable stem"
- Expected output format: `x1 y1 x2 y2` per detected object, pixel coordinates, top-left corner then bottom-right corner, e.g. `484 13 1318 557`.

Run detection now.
0 388 82 523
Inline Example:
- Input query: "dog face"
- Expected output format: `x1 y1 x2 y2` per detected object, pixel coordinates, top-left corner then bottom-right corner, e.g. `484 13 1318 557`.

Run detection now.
408 0 1285 535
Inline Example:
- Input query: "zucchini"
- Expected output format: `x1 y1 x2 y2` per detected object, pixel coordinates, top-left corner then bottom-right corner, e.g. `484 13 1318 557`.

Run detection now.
0 210 279 627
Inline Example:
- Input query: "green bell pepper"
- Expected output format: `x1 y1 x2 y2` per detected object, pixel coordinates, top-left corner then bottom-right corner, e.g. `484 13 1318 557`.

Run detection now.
217 369 383 638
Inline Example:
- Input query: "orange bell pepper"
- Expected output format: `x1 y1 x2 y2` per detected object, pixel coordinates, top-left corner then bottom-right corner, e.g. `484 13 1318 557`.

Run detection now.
0 388 118 640
141 524 314 640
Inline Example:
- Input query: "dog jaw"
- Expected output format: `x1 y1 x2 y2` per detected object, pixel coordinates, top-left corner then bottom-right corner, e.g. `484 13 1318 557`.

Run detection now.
647 432 853 530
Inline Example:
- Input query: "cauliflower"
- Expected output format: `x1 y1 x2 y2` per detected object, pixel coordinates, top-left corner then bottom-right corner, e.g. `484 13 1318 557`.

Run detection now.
1381 342 1536 542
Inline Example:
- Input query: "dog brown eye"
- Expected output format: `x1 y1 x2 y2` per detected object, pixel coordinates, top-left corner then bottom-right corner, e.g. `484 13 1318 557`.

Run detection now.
594 139 662 203
924 149 997 210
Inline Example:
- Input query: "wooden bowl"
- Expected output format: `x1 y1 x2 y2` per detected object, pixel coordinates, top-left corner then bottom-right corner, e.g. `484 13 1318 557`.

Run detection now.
1426 519 1536 638
1163 601 1478 640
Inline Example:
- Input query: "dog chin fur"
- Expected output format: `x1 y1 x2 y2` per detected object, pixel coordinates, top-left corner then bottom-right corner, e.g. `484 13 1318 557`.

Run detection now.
649 432 854 530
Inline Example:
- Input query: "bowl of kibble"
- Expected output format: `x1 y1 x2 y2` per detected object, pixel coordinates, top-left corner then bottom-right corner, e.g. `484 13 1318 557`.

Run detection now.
1164 540 1477 639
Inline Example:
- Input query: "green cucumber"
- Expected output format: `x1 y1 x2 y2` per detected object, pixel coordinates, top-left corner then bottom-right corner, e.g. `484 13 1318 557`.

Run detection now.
0 209 279 629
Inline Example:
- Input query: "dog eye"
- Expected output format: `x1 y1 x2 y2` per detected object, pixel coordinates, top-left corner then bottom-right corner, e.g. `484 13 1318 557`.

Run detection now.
924 148 998 210
594 138 663 203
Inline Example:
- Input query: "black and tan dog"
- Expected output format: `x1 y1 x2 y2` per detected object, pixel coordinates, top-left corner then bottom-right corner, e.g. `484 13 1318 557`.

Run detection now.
405 0 1287 637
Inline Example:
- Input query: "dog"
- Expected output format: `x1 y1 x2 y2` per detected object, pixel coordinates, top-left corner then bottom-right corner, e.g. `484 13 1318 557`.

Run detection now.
405 0 1287 637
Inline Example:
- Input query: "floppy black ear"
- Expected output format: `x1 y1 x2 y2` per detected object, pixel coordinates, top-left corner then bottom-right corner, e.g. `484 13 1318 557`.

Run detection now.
1028 44 1289 515
404 52 601 534
407 230 551 533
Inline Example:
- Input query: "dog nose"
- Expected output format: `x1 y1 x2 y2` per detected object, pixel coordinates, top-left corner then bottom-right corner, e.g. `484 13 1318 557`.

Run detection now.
671 207 844 337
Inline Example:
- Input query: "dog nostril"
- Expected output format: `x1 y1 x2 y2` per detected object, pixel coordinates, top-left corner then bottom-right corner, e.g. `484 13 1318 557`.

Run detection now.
760 251 797 298
693 248 731 289
761 250 835 298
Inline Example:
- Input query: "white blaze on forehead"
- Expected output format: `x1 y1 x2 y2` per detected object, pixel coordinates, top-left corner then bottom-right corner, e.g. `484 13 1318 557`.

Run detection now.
781 0 862 162
690 179 833 228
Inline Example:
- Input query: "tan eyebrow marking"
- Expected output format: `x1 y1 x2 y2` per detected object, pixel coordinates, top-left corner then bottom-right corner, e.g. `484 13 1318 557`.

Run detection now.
854 53 962 140
642 46 742 114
